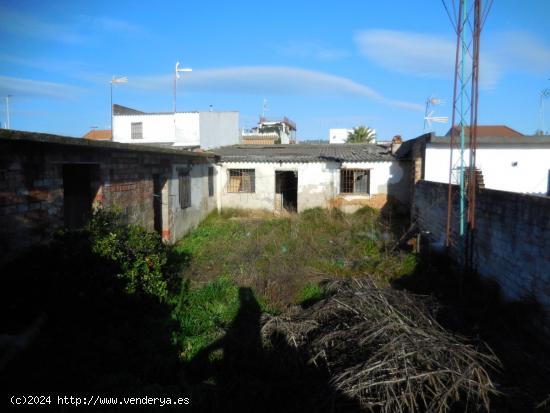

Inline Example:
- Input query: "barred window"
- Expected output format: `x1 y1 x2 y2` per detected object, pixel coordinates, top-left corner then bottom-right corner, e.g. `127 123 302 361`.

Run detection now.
131 122 143 139
208 167 214 197
227 169 255 193
179 169 191 208
340 169 370 194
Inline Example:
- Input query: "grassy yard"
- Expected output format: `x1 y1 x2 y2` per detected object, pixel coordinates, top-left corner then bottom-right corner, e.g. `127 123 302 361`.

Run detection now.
2 207 548 411
170 207 416 361
173 207 415 310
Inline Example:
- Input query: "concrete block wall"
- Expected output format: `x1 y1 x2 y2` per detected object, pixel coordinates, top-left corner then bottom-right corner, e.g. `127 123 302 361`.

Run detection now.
413 180 550 310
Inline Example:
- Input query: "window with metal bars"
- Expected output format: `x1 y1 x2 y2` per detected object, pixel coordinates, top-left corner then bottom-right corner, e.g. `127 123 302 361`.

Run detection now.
227 169 255 193
208 167 214 197
131 122 143 139
179 169 191 208
340 169 370 194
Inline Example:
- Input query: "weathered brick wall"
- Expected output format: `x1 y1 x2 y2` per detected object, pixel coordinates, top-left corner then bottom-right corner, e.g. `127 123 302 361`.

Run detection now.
0 132 215 261
413 180 550 310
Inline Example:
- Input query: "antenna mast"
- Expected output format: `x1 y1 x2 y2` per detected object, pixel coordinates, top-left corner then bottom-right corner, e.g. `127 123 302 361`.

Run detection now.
443 0 491 271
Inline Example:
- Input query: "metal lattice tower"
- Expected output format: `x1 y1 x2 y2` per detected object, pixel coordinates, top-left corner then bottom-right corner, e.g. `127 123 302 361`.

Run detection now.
442 0 492 270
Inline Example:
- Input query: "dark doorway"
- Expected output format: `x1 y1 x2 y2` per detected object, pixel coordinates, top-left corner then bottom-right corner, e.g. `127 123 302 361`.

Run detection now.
153 174 163 234
275 171 298 212
63 164 99 229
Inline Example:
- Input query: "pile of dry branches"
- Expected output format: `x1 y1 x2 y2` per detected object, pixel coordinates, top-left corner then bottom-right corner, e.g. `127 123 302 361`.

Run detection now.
261 279 500 412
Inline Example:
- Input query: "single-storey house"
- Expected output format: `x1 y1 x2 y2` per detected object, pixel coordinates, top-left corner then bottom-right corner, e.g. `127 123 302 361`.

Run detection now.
213 144 410 213
0 130 218 260
399 128 550 196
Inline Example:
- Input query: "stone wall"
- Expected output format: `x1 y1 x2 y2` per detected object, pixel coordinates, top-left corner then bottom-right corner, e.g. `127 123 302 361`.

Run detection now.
0 131 215 261
413 180 550 310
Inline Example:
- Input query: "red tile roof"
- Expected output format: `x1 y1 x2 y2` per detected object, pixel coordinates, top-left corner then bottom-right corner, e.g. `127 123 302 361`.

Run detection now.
446 125 523 137
83 129 112 141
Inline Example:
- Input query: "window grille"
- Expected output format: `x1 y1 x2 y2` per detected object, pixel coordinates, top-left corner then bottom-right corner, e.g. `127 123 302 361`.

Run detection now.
208 167 214 197
227 169 255 193
340 169 370 194
131 122 143 139
179 170 191 208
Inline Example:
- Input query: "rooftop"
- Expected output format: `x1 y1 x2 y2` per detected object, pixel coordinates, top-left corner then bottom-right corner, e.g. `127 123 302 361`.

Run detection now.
83 129 112 141
212 144 394 163
0 129 216 160
112 104 237 116
445 125 523 138
430 134 550 146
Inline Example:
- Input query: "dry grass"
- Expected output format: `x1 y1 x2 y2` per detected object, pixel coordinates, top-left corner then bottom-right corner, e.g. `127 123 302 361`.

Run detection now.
261 278 501 412
173 207 416 311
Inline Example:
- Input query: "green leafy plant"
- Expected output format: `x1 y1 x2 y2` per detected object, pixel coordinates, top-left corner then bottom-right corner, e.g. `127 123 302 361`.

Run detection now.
88 209 169 300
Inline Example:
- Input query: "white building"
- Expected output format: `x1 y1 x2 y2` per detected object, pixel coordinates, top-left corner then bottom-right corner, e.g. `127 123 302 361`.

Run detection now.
329 128 353 144
112 104 239 150
423 134 550 196
213 144 410 213
241 116 297 144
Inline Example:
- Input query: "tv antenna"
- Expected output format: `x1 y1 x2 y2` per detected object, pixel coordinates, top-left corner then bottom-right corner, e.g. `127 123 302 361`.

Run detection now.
423 96 448 130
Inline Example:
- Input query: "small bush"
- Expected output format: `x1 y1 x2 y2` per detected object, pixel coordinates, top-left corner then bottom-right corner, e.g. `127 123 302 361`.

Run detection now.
88 209 169 301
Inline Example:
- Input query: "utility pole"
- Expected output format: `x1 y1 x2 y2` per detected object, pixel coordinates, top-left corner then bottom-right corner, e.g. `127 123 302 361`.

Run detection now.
174 61 192 113
6 95 12 129
110 76 128 140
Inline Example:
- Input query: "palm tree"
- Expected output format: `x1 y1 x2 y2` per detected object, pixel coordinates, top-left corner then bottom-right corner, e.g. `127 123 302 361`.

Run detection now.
347 125 376 143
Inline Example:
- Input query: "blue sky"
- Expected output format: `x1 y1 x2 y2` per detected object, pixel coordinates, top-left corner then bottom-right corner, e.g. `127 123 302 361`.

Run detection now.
0 0 549 141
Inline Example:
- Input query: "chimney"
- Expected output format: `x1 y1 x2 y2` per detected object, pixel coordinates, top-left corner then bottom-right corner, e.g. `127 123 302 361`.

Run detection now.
391 135 403 155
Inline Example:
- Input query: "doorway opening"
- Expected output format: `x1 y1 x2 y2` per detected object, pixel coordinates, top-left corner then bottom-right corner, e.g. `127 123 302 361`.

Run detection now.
62 164 99 228
275 171 298 213
153 174 163 234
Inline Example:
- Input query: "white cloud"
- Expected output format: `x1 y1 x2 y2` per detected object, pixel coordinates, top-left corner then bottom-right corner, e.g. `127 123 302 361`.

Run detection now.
76 15 151 38
487 31 550 75
0 76 87 100
0 7 150 45
129 66 424 111
355 30 455 78
279 41 350 60
0 6 86 44
354 29 550 89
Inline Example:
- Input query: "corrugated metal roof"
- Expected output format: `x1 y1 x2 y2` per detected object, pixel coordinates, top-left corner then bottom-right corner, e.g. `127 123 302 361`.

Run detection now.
213 144 394 163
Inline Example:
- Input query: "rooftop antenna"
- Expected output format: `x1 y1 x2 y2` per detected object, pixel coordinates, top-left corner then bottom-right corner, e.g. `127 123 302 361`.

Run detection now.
174 61 192 113
261 98 268 119
5 94 12 129
110 76 128 140
423 96 448 129
539 87 550 133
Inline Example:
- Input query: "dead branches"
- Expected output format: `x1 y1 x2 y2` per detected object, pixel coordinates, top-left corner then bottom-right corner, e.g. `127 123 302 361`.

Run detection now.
261 279 500 412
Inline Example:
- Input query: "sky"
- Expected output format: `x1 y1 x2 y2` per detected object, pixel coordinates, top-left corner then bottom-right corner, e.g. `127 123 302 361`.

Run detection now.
0 0 549 141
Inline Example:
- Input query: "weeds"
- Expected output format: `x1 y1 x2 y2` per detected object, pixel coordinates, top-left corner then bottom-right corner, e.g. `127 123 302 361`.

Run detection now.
174 207 415 311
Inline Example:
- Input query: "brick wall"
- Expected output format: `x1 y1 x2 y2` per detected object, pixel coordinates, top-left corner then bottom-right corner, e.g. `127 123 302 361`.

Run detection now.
413 180 550 310
0 131 215 260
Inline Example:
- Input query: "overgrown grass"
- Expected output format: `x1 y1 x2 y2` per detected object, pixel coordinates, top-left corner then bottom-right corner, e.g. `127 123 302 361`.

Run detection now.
172 277 241 361
173 207 416 311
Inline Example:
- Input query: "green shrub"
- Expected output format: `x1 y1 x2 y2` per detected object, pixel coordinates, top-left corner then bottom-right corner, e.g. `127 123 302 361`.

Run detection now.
88 209 169 301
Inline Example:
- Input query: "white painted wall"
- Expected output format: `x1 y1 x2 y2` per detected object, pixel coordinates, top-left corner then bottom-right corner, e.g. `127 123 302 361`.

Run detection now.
199 112 239 149
218 161 402 212
113 112 239 149
168 162 217 242
329 128 352 144
425 146 550 195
